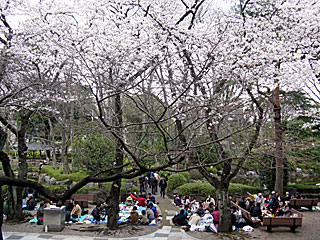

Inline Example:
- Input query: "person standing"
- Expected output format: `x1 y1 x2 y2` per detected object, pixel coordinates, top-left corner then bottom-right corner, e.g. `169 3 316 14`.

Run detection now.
150 175 157 194
153 172 160 193
159 177 167 198
139 175 145 193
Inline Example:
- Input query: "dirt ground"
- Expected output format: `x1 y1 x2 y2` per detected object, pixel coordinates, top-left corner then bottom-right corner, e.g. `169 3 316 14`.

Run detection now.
2 205 160 239
187 211 320 240
3 220 159 238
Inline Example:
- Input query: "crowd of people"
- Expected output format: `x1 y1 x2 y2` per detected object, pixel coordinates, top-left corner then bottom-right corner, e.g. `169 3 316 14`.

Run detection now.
171 191 308 232
138 172 167 198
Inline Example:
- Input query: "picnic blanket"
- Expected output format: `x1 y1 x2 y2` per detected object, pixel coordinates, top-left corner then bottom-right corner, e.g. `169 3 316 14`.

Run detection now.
29 215 88 224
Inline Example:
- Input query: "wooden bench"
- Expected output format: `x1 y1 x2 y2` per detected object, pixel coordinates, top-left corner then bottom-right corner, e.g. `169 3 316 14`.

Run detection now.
261 209 303 233
231 201 261 225
290 198 318 211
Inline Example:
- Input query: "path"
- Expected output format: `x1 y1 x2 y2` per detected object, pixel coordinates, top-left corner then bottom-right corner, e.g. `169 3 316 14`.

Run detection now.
3 226 198 240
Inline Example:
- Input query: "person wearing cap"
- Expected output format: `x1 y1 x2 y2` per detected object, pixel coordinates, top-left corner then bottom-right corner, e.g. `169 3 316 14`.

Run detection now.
255 193 265 205
25 194 36 210
126 196 133 206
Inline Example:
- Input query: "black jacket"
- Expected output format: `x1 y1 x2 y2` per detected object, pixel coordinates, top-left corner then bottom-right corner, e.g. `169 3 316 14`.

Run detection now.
92 208 101 221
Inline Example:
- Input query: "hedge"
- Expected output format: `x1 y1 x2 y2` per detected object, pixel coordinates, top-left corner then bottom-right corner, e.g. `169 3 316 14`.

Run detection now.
168 174 187 192
287 184 319 193
41 166 88 182
180 172 190 182
44 185 101 194
189 169 203 180
179 182 264 198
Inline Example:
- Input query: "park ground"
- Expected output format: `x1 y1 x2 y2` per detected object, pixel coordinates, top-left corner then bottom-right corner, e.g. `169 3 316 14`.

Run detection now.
3 191 320 240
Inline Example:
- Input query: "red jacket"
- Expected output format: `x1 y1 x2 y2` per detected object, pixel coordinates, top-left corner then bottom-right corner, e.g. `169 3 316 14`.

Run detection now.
130 194 146 207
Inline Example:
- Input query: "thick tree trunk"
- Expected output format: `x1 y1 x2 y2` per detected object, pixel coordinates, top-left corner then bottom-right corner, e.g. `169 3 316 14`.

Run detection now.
216 183 232 232
107 179 121 229
0 186 3 240
107 92 123 230
273 83 284 195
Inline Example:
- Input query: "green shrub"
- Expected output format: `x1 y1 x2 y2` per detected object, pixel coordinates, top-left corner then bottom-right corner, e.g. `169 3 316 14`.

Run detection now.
228 183 263 196
179 182 264 197
189 169 203 180
205 167 217 175
287 184 319 193
159 170 172 179
44 185 101 194
167 174 187 192
179 182 214 197
180 172 190 182
41 166 88 182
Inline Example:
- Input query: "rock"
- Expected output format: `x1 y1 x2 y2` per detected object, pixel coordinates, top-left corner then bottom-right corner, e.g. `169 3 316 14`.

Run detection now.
85 182 95 188
44 175 51 183
246 171 256 176
49 177 56 185
56 179 73 185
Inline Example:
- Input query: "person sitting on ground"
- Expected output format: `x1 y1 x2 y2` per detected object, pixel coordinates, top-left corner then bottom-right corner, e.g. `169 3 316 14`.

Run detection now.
139 209 149 225
172 209 188 226
149 203 158 217
196 204 205 217
155 202 162 218
68 200 82 222
25 194 36 210
174 195 182 207
212 206 220 225
206 194 216 206
126 196 133 206
139 209 149 224
146 204 155 223
203 210 214 229
92 203 104 222
130 206 139 225
252 202 263 221
206 202 215 214
130 193 146 207
188 211 201 226
184 205 191 216
66 199 74 212
147 193 155 204
100 202 108 218
36 202 47 225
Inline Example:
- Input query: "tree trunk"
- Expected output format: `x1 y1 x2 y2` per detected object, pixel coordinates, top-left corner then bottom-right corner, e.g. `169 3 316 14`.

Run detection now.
44 119 51 162
0 186 4 240
273 82 284 195
8 110 32 221
107 92 123 230
48 118 57 169
107 179 121 229
61 124 70 174
216 183 232 232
